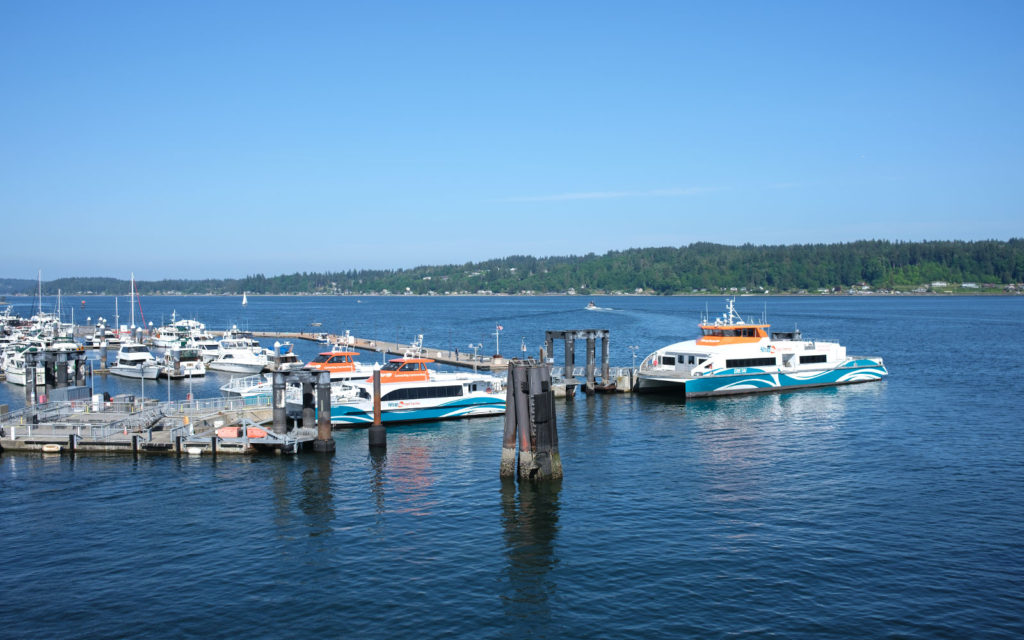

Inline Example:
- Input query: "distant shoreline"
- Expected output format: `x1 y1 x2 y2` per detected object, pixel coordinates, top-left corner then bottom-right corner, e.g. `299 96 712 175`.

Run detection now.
4 291 1020 298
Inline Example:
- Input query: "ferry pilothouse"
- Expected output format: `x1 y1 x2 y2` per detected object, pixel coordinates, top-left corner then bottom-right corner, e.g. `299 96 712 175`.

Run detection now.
637 298 887 397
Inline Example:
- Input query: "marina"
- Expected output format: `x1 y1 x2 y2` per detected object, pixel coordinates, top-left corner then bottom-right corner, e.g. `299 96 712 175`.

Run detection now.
2 294 891 455
1 294 1022 639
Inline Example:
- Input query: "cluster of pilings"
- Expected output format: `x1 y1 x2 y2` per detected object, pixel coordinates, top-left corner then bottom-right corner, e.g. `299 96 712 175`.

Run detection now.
269 370 335 453
23 347 89 406
544 329 611 394
501 361 562 481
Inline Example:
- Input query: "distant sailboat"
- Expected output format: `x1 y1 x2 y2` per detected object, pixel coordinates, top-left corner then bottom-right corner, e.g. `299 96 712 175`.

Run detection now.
242 292 248 307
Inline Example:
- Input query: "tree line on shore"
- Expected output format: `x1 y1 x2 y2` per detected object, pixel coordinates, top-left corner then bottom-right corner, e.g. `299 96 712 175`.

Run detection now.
3 239 1022 296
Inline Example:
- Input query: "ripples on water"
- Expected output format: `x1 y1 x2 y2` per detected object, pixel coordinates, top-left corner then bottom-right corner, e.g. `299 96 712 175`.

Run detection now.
2 296 1023 638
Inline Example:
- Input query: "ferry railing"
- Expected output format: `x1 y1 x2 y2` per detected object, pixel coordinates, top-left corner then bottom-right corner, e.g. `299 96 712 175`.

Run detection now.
550 366 635 380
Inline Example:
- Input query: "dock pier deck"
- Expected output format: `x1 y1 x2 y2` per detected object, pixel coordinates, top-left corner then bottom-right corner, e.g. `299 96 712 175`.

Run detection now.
0 396 316 455
248 331 510 372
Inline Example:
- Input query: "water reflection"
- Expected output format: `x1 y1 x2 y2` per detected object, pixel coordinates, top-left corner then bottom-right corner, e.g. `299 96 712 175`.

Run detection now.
299 454 334 537
500 478 562 628
369 447 387 519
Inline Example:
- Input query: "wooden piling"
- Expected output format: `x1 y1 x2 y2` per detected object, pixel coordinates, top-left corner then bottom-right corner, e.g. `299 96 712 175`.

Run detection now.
502 361 562 480
301 381 316 431
314 371 335 453
500 364 521 477
601 335 610 385
368 369 385 448
272 372 287 434
585 334 596 393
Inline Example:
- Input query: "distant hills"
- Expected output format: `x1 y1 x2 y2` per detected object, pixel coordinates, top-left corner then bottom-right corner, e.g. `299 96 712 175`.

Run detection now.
3 240 1022 296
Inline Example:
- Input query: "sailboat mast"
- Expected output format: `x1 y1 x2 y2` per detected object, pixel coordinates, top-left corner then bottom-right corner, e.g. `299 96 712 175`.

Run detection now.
130 273 136 329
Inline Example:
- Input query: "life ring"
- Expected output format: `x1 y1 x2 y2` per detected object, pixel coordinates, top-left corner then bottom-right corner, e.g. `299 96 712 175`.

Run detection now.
770 345 776 353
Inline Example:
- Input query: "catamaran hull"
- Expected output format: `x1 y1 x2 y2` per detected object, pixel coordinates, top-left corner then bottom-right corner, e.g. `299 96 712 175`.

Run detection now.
638 360 888 398
330 399 506 426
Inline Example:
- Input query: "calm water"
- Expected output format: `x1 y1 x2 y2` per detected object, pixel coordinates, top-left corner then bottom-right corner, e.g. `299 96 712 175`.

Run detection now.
2 295 1022 638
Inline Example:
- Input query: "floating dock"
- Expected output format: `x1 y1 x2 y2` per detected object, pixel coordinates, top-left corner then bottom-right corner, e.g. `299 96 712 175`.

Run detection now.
0 396 316 455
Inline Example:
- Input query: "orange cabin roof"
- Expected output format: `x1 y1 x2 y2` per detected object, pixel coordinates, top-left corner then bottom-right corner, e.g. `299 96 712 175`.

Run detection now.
696 322 770 346
307 351 361 373
369 358 434 383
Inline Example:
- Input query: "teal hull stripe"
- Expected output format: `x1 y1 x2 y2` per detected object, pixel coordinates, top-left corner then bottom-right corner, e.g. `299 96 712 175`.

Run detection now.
686 363 887 396
330 397 505 425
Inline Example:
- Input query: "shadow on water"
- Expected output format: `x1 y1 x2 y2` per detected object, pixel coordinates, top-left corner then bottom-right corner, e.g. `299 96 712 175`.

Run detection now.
499 477 562 630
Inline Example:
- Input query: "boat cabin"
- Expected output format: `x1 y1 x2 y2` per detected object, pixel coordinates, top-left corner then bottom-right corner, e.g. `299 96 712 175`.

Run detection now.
371 358 433 383
696 322 769 346
307 350 360 374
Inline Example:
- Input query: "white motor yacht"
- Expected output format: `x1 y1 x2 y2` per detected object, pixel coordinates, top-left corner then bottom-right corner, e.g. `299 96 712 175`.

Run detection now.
109 342 161 379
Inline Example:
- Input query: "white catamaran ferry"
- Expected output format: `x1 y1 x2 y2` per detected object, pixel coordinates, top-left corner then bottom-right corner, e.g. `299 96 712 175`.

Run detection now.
637 298 887 398
290 357 506 426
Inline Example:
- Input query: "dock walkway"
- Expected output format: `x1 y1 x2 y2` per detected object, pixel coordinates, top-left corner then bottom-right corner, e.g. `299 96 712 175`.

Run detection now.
0 396 313 455
249 331 510 372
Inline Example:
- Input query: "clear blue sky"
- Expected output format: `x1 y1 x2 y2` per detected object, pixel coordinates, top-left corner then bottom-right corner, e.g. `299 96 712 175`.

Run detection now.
2 1 1021 279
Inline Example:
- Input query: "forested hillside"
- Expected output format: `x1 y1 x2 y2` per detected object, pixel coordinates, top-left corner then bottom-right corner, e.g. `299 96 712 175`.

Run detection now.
4 240 1022 296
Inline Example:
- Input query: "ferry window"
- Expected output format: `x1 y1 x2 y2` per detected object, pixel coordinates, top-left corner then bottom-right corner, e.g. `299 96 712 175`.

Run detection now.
662 356 676 366
800 354 828 364
381 362 402 371
725 357 776 368
698 358 706 365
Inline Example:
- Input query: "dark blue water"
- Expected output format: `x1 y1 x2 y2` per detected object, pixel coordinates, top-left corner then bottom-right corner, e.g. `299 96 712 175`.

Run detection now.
2 295 1022 638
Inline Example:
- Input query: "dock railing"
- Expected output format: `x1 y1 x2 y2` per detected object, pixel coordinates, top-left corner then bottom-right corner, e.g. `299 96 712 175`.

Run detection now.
1 395 272 437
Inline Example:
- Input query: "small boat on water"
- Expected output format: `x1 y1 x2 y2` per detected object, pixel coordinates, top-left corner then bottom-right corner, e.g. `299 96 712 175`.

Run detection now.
637 298 887 398
160 346 206 379
265 341 304 372
293 357 505 426
585 300 597 310
186 332 221 362
207 341 267 374
109 342 161 380
207 328 267 374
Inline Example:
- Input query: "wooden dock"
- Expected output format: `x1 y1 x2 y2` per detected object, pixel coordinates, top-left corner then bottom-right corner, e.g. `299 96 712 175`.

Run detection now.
248 331 511 372
0 397 316 455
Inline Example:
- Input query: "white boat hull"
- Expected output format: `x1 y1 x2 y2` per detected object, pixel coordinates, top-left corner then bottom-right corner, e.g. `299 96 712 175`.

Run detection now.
208 361 266 374
109 364 161 380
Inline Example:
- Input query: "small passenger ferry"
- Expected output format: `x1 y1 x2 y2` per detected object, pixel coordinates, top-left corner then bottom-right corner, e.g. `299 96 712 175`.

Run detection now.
293 357 505 426
637 299 887 398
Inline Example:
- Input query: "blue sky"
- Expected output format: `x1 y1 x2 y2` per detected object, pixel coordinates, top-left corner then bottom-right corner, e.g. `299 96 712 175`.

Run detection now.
2 1 1021 279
